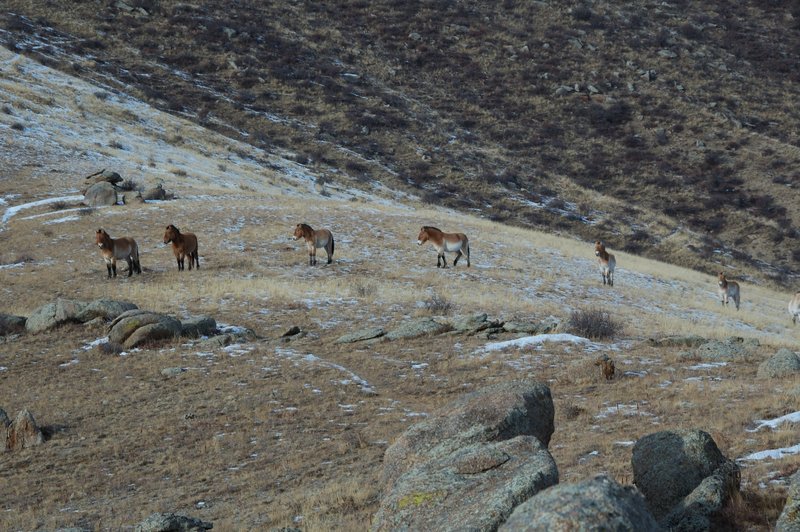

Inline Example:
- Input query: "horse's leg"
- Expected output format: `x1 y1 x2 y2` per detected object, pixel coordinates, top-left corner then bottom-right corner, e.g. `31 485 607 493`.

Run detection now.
454 250 462 266
466 245 470 267
111 259 117 278
609 270 613 287
440 252 447 268
194 251 200 269
126 257 133 277
106 262 112 278
326 242 333 265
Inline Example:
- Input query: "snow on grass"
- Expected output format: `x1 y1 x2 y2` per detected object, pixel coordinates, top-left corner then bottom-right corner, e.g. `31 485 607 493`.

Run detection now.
595 403 655 419
746 410 800 433
739 444 800 462
482 333 607 352
1 195 84 224
686 362 728 370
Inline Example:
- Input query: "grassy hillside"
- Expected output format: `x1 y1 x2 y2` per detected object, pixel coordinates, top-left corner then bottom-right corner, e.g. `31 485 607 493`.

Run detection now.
2 1 800 287
1 46 799 530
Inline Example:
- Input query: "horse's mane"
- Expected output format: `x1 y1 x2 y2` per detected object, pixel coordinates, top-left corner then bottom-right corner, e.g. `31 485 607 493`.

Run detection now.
423 226 442 232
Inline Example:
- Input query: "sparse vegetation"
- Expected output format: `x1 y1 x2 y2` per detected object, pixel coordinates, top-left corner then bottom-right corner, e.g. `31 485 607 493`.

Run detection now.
568 308 621 340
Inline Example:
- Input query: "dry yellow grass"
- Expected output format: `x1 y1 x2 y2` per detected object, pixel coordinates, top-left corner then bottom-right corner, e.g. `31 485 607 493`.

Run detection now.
1 49 798 531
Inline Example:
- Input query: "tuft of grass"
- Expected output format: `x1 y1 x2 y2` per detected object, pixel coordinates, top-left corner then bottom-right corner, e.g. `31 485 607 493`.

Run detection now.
567 308 621 339
423 293 453 315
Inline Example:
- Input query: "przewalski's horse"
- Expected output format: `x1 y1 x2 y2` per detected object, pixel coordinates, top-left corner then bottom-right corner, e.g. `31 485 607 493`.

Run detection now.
417 226 470 268
95 228 141 278
293 223 334 266
163 224 199 271
594 240 616 286
717 272 741 311
788 292 800 324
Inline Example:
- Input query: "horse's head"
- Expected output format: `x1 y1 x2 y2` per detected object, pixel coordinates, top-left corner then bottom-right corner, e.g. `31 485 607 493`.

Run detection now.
96 229 110 249
417 227 429 245
164 224 179 244
594 240 605 257
293 224 307 241
718 272 727 286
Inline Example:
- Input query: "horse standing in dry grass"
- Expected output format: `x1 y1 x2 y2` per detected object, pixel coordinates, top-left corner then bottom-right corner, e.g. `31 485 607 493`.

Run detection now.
594 240 616 286
417 226 470 268
788 292 800 324
594 355 615 380
95 228 141 278
163 224 199 271
293 223 334 265
718 272 741 311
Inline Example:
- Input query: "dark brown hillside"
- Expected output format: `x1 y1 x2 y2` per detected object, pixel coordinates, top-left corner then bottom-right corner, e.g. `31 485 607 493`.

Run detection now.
3 0 800 284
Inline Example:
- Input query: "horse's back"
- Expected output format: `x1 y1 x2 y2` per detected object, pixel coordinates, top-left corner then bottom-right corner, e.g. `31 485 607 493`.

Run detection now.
183 232 198 252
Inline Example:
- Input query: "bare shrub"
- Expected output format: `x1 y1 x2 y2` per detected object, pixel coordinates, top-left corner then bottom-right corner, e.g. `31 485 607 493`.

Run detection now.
423 293 453 315
78 207 95 216
118 179 143 192
49 201 68 211
568 309 621 339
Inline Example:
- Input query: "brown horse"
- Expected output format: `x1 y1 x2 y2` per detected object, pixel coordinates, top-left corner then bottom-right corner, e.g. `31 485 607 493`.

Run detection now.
789 292 800 324
417 226 470 268
718 272 740 311
293 223 334 265
594 241 616 286
95 228 141 278
163 224 199 271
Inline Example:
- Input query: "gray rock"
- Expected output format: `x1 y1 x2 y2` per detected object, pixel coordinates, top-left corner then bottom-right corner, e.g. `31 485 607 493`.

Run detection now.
85 169 122 185
84 181 118 206
200 334 235 348
659 49 678 58
142 183 173 201
181 316 218 338
161 367 186 378
0 408 9 428
382 381 554 492
647 335 708 348
757 348 800 378
385 317 451 341
108 310 182 349
501 474 659 531
451 313 488 332
133 512 212 531
6 409 44 451
336 327 385 344
0 313 26 335
75 299 138 323
26 298 89 333
692 336 757 361
632 429 733 521
503 319 559 335
661 460 741 531
776 469 800 531
373 436 558 532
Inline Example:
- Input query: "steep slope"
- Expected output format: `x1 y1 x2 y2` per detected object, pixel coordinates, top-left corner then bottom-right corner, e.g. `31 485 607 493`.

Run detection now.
2 1 800 286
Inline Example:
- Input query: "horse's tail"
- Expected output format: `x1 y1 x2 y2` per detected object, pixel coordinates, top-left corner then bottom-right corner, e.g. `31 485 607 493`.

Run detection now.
331 234 335 257
132 240 142 274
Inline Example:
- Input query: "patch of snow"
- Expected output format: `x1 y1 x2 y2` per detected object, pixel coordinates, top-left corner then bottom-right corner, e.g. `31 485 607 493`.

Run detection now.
483 333 605 352
0 262 26 270
1 195 84 225
746 411 800 433
739 443 800 461
686 362 728 370
83 337 109 350
595 403 655 419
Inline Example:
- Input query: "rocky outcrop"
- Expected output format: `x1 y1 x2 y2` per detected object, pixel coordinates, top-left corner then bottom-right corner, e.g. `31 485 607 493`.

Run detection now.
133 512 212 531
180 316 218 338
26 298 137 333
6 409 44 451
0 313 26 335
85 169 123 185
757 348 800 378
382 381 555 491
647 335 708 348
777 470 800 531
373 436 558 532
690 337 758 361
109 310 182 349
500 474 659 531
385 317 452 340
632 429 739 527
84 181 118 206
142 183 174 201
502 318 559 335
335 327 385 344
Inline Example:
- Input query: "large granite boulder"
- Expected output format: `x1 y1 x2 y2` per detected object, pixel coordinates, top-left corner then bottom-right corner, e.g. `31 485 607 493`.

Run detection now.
373 436 558 531
133 512 212 531
500 474 659 531
757 348 800 378
632 429 739 527
385 317 452 340
382 381 554 491
84 181 118 206
180 316 218 338
777 470 800 531
109 310 182 349
6 409 44 451
25 299 137 333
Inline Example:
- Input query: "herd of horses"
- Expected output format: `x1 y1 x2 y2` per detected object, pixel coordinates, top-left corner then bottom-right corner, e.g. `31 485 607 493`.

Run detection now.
95 226 800 324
